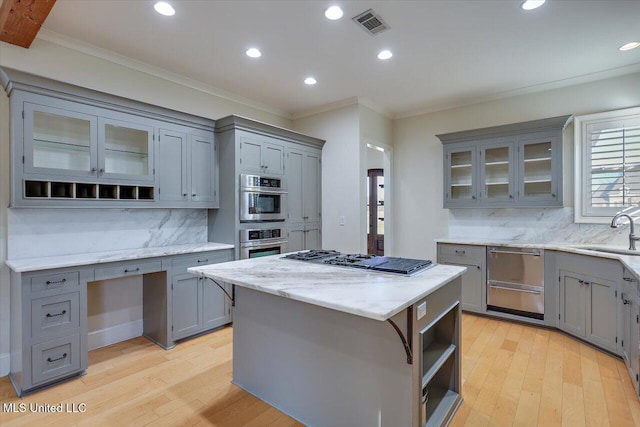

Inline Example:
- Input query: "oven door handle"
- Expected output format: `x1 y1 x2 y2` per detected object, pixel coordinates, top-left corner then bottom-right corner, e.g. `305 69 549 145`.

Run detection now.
240 187 289 195
489 249 541 256
488 282 542 295
241 239 289 249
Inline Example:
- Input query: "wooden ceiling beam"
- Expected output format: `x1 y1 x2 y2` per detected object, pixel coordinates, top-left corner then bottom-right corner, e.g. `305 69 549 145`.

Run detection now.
0 0 57 48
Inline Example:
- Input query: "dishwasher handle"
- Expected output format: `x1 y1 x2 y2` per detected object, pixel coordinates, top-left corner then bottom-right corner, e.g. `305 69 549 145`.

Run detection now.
489 249 541 257
488 281 543 295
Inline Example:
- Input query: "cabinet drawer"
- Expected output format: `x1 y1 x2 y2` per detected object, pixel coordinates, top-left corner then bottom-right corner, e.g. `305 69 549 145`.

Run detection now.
94 261 162 281
31 271 80 294
171 251 232 275
438 244 484 264
31 292 80 339
32 334 81 385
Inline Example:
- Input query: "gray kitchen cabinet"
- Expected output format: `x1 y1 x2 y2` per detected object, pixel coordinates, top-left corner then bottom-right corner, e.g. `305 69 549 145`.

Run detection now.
9 266 90 396
212 115 325 260
157 129 218 207
288 223 322 252
557 253 621 354
2 67 216 208
239 134 285 176
169 252 232 342
286 146 322 224
443 145 478 207
621 269 640 394
438 115 570 208
437 243 486 313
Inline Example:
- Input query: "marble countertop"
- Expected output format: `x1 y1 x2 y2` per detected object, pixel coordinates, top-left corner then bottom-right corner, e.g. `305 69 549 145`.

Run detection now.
436 238 640 278
189 255 466 322
6 242 235 273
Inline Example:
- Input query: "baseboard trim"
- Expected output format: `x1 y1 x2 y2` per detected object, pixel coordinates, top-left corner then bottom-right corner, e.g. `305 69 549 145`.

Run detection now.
0 352 9 377
88 320 143 351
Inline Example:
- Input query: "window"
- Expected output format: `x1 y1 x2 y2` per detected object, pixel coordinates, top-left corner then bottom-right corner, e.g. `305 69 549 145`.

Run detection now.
575 107 640 223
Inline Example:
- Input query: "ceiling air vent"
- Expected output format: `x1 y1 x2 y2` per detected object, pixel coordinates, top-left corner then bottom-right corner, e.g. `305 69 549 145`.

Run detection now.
352 9 389 36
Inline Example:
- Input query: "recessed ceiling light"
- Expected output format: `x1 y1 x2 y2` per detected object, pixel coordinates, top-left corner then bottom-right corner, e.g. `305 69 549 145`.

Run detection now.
154 1 175 16
325 6 344 20
377 50 393 60
304 77 317 85
245 48 262 58
619 42 640 51
521 0 545 10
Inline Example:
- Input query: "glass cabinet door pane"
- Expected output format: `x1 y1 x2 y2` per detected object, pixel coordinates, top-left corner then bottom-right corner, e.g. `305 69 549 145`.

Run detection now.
448 149 475 201
25 103 97 177
482 145 511 200
99 118 153 181
522 141 552 197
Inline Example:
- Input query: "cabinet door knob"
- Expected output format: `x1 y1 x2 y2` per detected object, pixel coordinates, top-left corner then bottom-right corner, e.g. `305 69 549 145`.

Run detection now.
472 195 476 200
183 193 187 197
509 195 513 199
99 168 104 174
192 193 197 197
552 193 556 197
91 167 97 172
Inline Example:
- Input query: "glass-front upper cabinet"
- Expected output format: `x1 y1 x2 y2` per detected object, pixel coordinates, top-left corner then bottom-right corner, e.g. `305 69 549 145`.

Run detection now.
98 118 154 182
517 136 558 203
445 146 477 206
479 141 514 203
23 103 98 177
23 102 155 183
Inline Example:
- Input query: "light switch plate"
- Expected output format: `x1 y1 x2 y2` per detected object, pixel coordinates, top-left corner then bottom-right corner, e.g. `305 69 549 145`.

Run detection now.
417 301 427 320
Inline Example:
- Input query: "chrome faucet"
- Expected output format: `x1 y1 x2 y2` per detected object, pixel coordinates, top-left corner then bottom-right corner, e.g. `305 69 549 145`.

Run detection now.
611 213 640 250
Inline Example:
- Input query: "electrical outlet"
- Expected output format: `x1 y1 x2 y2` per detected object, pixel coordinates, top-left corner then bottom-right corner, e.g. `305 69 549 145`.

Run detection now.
339 216 346 226
417 301 427 320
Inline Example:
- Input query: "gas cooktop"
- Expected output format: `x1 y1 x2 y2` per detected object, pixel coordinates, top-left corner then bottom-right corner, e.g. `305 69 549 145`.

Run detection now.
283 250 433 276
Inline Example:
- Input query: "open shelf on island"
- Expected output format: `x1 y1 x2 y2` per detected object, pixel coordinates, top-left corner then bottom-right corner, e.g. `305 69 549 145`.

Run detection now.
23 180 155 202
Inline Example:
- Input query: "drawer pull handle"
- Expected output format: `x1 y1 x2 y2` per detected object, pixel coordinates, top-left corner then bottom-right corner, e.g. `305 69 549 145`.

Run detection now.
124 268 140 273
47 353 67 363
623 297 631 305
197 259 209 264
624 277 637 282
45 278 67 285
455 250 466 254
46 310 67 318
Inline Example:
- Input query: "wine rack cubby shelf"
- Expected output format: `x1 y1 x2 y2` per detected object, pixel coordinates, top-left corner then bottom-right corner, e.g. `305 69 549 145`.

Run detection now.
24 180 155 201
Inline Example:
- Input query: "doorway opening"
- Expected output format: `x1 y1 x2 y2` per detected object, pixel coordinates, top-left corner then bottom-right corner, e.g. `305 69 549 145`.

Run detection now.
367 168 384 255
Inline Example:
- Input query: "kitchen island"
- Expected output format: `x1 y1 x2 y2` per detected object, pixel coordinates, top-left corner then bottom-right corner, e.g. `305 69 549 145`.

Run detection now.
189 254 466 427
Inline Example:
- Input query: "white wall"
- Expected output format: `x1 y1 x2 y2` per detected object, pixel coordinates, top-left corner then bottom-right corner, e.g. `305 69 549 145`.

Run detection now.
293 104 361 253
0 37 293 375
393 72 640 261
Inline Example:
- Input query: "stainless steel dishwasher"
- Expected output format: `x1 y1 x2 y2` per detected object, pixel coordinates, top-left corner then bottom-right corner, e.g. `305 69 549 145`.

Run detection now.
487 246 544 320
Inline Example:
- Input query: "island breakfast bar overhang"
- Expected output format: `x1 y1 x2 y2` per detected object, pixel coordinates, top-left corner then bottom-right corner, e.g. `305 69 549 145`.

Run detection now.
189 255 466 427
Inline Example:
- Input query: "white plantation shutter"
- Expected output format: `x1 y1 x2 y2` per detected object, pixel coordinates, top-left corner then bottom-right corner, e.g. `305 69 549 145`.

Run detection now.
587 120 640 209
575 107 640 223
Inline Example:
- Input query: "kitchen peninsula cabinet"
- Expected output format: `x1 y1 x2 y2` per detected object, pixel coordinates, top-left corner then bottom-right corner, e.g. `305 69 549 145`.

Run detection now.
620 268 640 394
189 255 465 427
438 115 570 208
1 67 217 208
556 252 621 354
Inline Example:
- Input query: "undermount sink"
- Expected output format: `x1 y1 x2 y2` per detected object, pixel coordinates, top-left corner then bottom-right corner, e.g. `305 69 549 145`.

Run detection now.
579 246 640 256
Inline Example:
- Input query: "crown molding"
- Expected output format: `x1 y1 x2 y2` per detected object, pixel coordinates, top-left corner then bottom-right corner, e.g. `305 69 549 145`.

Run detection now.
36 29 292 120
393 63 640 120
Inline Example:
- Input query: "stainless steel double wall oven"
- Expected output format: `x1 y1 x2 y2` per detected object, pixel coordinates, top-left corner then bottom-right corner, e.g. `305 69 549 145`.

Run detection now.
239 173 288 259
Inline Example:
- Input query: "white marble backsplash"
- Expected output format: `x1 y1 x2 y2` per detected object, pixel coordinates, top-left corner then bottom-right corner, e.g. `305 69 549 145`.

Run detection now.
7 208 208 259
448 207 629 246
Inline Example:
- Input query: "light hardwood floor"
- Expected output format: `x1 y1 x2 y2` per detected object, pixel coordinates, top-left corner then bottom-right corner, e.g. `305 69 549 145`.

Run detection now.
1 314 639 426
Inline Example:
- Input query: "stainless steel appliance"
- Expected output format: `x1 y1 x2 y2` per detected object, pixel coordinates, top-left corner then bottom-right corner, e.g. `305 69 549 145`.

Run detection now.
283 250 433 276
240 228 288 259
240 173 287 222
487 246 544 319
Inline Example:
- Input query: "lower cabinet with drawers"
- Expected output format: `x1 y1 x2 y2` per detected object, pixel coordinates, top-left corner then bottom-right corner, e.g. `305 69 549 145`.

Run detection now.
437 243 486 313
9 248 233 396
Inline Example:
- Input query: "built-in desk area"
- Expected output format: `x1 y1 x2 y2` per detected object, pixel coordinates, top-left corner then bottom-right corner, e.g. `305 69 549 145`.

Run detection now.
6 242 234 396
